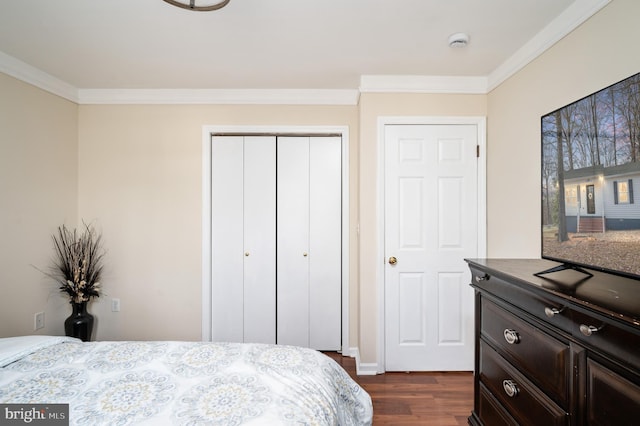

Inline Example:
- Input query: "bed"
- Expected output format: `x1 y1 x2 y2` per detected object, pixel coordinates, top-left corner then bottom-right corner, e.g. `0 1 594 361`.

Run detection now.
0 336 373 425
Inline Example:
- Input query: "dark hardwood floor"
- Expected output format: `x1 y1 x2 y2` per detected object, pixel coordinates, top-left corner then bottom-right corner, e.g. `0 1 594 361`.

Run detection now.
325 352 473 425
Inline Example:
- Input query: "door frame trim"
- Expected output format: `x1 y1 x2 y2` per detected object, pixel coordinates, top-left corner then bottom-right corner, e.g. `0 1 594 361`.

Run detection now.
202 125 351 354
376 116 487 372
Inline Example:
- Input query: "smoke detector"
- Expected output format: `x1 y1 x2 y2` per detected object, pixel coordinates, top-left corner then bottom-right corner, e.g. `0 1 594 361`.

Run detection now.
448 33 470 48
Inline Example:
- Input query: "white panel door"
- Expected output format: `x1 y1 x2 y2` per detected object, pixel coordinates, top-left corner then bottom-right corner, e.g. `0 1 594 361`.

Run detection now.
277 137 311 347
211 136 276 344
384 124 478 371
309 137 342 350
277 136 342 350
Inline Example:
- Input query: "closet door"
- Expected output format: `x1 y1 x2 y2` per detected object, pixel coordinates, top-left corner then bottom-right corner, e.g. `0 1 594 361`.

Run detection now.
211 136 244 342
309 137 342 350
211 136 275 344
277 136 342 350
276 137 310 347
243 137 276 344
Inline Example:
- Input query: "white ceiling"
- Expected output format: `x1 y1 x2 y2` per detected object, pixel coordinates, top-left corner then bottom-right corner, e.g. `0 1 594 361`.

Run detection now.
0 0 609 102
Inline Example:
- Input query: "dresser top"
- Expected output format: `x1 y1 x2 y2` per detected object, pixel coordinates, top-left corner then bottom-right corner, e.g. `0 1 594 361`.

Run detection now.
466 258 640 328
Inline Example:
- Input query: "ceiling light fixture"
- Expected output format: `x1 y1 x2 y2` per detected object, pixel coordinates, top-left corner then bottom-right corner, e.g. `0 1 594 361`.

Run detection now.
448 33 470 48
162 0 230 11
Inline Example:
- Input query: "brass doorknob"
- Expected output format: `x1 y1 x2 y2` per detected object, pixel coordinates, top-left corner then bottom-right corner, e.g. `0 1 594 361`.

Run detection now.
388 256 397 265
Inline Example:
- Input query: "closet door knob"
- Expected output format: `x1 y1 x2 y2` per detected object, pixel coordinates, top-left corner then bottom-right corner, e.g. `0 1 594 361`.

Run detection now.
303 252 308 257
245 252 250 257
388 256 397 265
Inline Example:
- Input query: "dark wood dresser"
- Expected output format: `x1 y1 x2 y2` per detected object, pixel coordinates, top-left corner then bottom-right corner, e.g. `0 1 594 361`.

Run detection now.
466 259 640 426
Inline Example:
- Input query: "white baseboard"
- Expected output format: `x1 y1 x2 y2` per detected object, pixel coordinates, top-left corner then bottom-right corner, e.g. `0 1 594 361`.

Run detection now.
348 347 379 376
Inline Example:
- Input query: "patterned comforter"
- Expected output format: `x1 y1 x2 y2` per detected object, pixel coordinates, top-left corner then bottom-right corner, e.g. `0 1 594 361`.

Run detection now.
0 336 372 425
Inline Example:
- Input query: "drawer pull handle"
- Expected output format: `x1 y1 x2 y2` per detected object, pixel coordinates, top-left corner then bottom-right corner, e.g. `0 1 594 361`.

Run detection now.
475 274 489 282
503 329 520 345
503 380 519 397
579 324 600 336
544 306 564 318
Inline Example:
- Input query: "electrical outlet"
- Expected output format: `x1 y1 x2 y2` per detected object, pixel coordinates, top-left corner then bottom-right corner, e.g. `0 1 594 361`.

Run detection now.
111 298 120 312
34 312 45 330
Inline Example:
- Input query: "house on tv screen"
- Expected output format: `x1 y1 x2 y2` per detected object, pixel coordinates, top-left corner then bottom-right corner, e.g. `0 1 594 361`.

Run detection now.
563 162 640 233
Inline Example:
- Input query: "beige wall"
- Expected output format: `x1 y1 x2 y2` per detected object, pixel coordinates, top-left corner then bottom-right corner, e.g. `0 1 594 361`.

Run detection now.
77 104 359 341
0 73 78 336
487 0 640 258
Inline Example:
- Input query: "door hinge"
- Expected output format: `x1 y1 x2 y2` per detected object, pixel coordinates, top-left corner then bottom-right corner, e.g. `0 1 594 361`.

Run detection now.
476 145 480 158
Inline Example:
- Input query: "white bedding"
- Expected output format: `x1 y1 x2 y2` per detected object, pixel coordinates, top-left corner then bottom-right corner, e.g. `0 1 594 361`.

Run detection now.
0 336 372 425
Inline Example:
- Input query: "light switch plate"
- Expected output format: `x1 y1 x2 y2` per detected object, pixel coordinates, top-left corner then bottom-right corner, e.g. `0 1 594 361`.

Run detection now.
34 312 45 330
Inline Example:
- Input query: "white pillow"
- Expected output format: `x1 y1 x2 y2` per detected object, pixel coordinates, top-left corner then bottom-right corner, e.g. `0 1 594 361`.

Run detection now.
0 335 80 367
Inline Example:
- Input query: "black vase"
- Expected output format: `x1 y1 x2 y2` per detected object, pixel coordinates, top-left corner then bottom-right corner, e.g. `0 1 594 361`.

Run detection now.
64 301 94 342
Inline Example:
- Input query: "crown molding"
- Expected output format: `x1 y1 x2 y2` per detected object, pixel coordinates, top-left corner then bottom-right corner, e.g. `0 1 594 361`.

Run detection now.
0 51 78 102
0 0 610 101
0 52 358 105
76 88 359 105
487 0 611 91
359 75 488 94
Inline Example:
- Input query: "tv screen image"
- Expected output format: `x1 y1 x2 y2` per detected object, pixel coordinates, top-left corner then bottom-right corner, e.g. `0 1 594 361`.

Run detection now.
541 72 640 280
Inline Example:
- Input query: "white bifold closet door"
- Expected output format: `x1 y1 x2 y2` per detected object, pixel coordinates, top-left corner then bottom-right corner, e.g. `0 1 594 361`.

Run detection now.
277 136 342 350
211 136 276 344
210 135 341 350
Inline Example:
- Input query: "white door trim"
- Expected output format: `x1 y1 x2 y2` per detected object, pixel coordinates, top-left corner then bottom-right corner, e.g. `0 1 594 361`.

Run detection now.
202 125 351 354
376 116 487 373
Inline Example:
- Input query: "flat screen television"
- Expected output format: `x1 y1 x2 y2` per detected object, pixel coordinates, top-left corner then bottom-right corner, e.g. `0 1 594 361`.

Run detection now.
541 71 640 280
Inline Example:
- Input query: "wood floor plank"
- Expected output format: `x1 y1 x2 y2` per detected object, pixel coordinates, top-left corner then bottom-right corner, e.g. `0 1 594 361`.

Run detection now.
324 352 473 425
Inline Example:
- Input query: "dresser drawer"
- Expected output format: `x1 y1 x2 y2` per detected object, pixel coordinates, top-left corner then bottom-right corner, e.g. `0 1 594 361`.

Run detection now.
478 382 518 426
471 266 573 334
586 358 640 425
480 340 568 426
572 309 640 372
481 298 570 406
